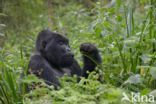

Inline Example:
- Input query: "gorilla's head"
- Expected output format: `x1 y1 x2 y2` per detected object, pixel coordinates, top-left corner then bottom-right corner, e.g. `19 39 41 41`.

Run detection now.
36 29 74 67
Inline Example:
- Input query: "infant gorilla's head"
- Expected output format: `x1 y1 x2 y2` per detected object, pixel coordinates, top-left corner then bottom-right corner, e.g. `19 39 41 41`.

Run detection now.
36 29 74 67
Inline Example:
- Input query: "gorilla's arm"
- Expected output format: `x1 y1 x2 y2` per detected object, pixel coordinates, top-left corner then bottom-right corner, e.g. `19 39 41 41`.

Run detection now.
80 43 102 78
28 54 60 88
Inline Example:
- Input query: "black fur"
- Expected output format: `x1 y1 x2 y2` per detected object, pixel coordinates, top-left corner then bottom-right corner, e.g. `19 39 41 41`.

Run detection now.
28 29 101 88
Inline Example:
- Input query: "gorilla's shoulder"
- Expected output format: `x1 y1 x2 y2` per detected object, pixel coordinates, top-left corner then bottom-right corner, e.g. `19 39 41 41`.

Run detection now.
31 53 43 61
29 54 45 68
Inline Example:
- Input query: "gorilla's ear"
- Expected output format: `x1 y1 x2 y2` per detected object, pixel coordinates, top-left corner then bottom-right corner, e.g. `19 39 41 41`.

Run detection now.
36 40 47 52
41 40 47 50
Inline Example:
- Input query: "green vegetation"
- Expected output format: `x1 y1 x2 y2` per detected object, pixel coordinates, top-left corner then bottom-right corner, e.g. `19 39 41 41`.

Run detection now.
0 0 155 104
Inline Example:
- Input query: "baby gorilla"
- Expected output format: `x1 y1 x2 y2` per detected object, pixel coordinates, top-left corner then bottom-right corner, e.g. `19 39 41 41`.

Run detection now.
28 29 101 88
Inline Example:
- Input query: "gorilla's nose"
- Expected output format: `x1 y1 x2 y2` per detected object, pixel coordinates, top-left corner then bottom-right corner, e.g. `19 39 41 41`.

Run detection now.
66 52 74 58
70 53 74 57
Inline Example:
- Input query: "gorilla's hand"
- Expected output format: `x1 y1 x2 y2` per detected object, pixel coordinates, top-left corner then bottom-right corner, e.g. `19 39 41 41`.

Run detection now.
80 43 98 54
80 43 102 78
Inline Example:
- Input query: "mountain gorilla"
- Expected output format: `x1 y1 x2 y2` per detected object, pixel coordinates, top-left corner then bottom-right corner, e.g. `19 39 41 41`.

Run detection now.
28 29 101 88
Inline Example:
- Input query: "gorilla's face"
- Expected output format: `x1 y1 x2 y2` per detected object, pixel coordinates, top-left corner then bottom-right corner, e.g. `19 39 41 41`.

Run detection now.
43 33 74 68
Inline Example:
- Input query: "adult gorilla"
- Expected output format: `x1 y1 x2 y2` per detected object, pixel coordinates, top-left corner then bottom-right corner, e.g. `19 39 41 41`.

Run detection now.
28 29 101 88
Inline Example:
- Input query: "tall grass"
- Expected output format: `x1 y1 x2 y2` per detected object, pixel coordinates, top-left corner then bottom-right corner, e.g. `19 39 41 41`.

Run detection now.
0 47 27 104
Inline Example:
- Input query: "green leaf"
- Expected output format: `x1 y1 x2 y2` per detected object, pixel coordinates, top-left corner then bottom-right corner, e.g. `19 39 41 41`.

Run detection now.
124 74 143 84
150 67 156 79
0 13 7 16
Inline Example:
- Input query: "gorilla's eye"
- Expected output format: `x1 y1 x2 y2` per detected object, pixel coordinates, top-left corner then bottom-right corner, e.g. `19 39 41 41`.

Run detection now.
58 41 64 45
